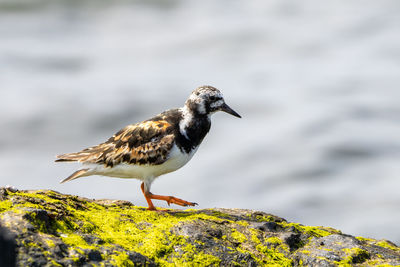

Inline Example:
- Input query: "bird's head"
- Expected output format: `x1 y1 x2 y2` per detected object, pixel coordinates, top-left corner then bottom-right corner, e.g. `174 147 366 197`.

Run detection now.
185 85 241 118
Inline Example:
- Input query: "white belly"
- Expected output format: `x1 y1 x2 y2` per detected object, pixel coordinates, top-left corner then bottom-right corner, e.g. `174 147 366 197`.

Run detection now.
90 144 197 180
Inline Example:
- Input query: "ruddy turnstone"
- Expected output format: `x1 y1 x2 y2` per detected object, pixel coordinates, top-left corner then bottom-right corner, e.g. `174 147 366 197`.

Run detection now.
56 85 241 210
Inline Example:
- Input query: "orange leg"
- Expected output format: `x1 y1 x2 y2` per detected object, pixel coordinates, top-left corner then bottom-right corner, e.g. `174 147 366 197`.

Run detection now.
140 182 197 211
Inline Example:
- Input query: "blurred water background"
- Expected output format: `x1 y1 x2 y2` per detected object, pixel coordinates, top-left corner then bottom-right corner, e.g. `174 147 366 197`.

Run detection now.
1 0 399 243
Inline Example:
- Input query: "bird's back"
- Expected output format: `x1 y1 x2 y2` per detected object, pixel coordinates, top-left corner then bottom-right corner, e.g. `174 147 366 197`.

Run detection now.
55 109 183 167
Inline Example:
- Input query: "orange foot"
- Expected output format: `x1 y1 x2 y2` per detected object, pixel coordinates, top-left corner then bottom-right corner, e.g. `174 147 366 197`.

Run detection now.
140 182 198 211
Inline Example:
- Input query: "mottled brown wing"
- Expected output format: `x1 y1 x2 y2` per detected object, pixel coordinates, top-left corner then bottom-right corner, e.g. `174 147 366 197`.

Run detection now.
55 120 175 167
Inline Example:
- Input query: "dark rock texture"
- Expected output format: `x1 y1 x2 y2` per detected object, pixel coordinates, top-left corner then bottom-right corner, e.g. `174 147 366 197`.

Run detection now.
0 188 399 266
0 225 17 267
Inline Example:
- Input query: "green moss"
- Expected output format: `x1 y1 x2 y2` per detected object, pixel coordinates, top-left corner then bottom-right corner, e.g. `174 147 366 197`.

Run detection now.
0 190 295 265
25 211 48 232
49 259 62 266
316 255 333 262
231 228 247 243
282 222 339 238
0 190 68 218
255 215 276 222
11 191 58 203
364 263 396 267
0 200 13 212
356 236 374 242
13 191 223 265
236 220 250 227
264 236 290 253
175 243 221 266
255 244 293 266
247 233 291 266
375 240 400 252
22 240 41 248
249 228 261 245
2 189 398 266
299 250 310 255
44 238 56 248
337 247 370 265
228 227 293 267
110 252 134 267
61 233 96 250
265 237 282 245
48 260 62 267
205 210 234 220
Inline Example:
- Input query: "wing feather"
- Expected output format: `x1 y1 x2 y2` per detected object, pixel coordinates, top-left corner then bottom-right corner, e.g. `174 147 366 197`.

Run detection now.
55 120 175 167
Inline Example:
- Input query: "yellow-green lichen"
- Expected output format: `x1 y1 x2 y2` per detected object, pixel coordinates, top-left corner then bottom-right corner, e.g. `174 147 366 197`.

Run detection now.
256 215 276 222
263 236 290 253
299 250 311 255
356 236 375 242
282 222 339 238
110 252 134 267
231 228 247 243
366 263 394 267
265 237 283 245
62 204 221 264
0 199 12 212
0 190 305 266
255 244 293 267
336 247 370 265
43 237 56 248
375 240 400 252
22 240 41 248
246 232 292 266
249 228 261 245
1 190 230 265
2 189 398 266
11 191 59 203
48 259 63 267
61 233 96 250
175 243 221 266
236 220 250 227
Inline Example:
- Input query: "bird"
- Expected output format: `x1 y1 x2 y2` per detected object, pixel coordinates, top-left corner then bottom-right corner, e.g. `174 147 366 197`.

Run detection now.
55 85 241 210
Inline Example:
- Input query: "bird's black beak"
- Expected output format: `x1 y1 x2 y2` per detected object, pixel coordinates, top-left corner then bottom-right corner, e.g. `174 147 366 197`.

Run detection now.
220 103 241 118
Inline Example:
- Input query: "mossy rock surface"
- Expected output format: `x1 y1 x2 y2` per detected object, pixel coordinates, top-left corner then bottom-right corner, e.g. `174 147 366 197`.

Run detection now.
0 187 399 266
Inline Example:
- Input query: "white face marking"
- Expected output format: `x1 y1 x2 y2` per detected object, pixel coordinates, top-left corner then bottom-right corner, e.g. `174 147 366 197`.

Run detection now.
188 89 223 115
179 86 224 137
210 99 224 109
188 92 202 104
178 106 193 139
197 101 206 114
187 94 207 114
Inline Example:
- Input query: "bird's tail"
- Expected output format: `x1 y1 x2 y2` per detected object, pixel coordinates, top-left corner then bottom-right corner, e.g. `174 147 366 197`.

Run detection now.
55 150 98 163
60 168 90 184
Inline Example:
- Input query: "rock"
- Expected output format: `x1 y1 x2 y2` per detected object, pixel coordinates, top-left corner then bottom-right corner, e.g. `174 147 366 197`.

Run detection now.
128 251 156 266
0 188 399 266
87 250 102 262
255 221 279 232
0 225 16 267
0 187 9 201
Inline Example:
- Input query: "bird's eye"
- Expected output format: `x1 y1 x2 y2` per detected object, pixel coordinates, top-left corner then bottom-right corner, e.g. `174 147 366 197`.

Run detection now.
209 96 216 101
